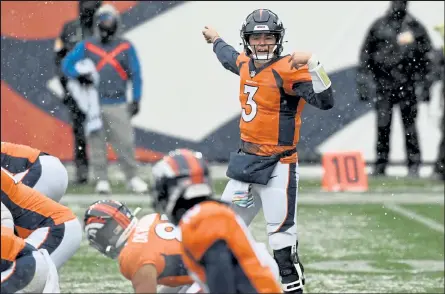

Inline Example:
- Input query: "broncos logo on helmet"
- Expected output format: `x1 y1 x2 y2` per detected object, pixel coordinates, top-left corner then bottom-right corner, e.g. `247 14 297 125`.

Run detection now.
83 199 140 259
240 9 285 62
151 149 213 225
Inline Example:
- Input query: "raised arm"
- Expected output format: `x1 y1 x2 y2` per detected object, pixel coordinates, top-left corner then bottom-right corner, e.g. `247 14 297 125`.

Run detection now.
203 26 242 75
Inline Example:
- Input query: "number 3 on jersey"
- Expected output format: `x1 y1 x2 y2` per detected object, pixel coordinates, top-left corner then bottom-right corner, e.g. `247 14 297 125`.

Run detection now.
242 85 258 122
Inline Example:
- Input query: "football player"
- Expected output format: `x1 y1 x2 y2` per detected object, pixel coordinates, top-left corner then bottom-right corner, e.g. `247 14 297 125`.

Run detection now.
1 167 82 269
202 9 334 293
1 142 69 202
83 199 201 293
151 148 282 293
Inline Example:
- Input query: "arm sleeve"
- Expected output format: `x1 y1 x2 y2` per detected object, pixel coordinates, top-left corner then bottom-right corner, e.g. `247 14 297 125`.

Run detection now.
201 239 236 294
357 22 378 77
127 43 142 102
61 41 86 79
212 38 241 75
54 24 69 77
413 21 434 89
293 82 334 110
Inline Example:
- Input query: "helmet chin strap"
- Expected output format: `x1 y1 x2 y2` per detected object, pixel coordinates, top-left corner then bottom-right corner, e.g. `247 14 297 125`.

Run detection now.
255 57 273 64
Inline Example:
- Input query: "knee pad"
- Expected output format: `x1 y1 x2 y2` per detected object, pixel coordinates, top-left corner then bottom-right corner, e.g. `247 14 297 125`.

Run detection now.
53 218 82 269
29 250 52 293
39 249 60 293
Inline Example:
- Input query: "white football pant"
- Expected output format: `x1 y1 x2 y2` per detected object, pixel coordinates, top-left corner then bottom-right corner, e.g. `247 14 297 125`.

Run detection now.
14 155 68 202
25 218 82 269
221 161 299 250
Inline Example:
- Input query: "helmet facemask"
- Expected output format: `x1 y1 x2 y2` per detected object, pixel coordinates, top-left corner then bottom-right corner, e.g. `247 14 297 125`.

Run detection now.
152 176 213 225
152 176 207 225
242 31 284 63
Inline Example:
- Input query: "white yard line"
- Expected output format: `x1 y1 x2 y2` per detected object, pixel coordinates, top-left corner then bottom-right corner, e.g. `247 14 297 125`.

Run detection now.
61 193 444 205
384 203 444 233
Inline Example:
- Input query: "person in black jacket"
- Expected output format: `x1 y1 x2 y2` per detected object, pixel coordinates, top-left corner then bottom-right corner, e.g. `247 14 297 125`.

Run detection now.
356 0 433 177
54 1 102 184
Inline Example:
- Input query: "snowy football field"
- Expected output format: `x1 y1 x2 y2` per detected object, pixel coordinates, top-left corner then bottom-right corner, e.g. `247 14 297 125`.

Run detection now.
58 179 444 293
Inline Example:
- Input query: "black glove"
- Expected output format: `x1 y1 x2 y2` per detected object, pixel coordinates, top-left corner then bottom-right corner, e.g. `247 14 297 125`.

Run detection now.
77 73 94 85
357 83 371 102
356 72 375 102
128 101 140 117
416 86 431 102
358 91 370 102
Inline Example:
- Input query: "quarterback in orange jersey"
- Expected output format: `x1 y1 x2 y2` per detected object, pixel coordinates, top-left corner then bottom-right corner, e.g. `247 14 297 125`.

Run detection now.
1 224 60 293
83 200 201 293
151 149 281 293
1 142 68 202
1 167 82 269
202 9 334 293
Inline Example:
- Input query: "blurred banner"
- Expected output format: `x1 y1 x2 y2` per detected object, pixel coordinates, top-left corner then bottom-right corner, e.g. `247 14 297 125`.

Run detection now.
1 1 444 163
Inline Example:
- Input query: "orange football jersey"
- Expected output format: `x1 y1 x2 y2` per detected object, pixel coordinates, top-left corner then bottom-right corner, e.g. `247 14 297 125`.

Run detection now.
1 225 26 264
235 53 312 163
118 213 192 287
179 201 282 293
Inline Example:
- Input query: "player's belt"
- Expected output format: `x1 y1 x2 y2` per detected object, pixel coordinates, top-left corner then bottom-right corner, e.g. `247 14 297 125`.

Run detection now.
239 140 296 158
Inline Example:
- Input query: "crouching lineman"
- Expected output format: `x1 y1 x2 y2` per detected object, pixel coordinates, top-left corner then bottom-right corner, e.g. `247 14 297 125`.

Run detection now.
1 142 69 202
1 224 60 293
1 167 82 269
151 149 282 293
84 199 200 293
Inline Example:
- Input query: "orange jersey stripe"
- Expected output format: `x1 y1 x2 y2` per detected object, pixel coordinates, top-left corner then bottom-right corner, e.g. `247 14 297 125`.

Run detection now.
1 168 76 236
1 142 41 163
1 226 25 262
1 142 42 173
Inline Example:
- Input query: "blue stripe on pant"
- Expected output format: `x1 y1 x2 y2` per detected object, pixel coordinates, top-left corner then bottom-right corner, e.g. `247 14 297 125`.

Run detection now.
277 162 297 233
27 223 66 255
21 157 43 188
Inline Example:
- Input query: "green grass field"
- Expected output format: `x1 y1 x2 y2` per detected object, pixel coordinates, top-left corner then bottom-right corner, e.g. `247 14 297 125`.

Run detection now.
59 177 444 293
66 176 444 194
